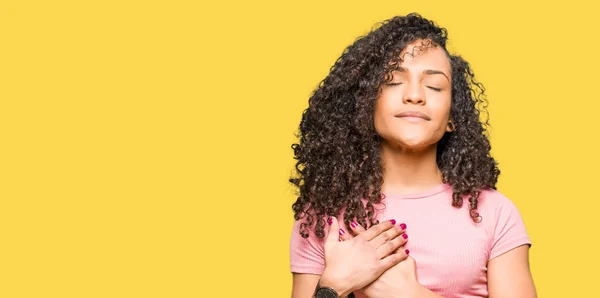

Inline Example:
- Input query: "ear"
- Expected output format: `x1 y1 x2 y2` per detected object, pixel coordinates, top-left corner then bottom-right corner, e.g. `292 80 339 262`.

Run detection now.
446 120 455 132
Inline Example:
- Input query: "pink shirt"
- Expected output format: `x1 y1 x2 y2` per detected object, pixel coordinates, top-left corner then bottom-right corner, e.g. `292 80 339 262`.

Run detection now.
289 183 531 298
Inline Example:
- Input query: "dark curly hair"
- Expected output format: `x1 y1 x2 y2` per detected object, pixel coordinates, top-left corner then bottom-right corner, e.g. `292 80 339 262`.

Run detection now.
290 13 500 239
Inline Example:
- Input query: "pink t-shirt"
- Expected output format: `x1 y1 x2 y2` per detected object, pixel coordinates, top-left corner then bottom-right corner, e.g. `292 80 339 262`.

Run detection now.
289 183 531 298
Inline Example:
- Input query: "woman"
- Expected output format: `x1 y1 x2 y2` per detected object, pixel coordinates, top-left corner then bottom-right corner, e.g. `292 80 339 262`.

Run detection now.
289 13 536 298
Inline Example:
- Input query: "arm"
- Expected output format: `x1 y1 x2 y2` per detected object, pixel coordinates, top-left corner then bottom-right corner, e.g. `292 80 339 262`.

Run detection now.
488 245 537 298
291 273 320 298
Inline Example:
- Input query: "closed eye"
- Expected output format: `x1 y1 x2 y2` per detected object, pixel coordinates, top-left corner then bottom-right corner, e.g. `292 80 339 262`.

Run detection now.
427 86 441 92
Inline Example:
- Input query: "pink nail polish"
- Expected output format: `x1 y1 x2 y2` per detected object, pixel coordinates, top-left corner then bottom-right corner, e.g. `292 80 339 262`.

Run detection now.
339 238 342 242
405 249 410 255
339 229 345 236
351 221 357 228
328 217 333 225
402 234 408 239
400 223 407 230
390 219 396 225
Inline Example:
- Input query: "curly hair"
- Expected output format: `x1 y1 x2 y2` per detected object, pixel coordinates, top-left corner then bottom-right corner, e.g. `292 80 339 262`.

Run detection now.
290 13 500 239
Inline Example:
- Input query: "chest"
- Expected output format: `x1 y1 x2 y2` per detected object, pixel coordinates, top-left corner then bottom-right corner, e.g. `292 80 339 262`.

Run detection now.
376 201 492 297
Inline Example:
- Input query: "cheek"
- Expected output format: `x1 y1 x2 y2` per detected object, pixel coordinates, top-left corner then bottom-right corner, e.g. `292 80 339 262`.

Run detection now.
430 96 452 134
373 108 385 135
432 94 452 119
373 96 393 129
433 120 449 138
379 90 402 110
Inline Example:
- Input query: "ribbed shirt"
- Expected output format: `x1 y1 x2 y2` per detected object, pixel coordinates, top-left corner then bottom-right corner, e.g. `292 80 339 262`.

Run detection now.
290 183 531 298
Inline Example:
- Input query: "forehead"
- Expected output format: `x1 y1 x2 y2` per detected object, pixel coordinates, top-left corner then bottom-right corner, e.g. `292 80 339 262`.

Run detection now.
395 40 451 73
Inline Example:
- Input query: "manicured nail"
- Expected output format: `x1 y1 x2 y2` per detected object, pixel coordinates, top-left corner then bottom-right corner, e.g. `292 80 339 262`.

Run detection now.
351 221 358 228
402 234 408 239
405 249 410 255
339 229 345 236
400 223 407 230
327 217 333 225
390 219 396 225
339 238 342 242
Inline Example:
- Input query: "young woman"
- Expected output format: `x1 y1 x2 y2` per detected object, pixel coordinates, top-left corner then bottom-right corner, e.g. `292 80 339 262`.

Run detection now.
289 13 536 298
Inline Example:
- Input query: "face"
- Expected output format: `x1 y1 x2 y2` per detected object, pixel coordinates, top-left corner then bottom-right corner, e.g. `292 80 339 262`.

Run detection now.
374 39 453 150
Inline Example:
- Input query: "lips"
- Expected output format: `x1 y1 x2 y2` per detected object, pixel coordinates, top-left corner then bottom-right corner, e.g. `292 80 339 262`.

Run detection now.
394 111 431 121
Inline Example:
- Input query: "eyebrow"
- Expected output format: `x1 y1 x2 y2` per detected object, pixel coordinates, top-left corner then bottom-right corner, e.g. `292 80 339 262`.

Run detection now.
393 67 450 82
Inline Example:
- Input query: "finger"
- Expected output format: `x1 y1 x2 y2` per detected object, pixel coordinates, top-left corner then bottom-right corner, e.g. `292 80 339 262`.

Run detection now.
348 220 366 237
395 228 408 253
360 219 396 241
376 233 408 259
370 224 406 248
392 223 408 253
394 234 408 253
379 247 410 270
325 216 340 249
339 227 353 241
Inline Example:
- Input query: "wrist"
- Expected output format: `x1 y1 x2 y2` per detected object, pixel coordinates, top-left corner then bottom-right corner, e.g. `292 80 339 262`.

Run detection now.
318 271 353 297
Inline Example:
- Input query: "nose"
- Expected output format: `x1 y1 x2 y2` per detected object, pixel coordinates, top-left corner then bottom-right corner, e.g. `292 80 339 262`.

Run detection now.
402 83 425 105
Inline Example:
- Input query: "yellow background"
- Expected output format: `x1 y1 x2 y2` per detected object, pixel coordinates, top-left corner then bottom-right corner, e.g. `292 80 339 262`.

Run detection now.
1 0 598 297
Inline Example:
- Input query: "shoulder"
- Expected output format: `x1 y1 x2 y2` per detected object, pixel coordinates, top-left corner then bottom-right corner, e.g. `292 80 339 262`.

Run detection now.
477 188 520 214
475 188 527 228
475 189 531 259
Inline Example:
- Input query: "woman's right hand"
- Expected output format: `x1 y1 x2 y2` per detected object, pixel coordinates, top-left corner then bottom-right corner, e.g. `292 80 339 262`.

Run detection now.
319 217 407 297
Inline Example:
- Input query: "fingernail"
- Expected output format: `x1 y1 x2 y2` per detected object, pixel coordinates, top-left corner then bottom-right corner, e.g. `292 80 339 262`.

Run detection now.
405 249 410 255
390 219 396 225
327 217 333 225
351 221 358 228
402 234 408 239
339 238 342 242
400 223 407 230
339 229 345 236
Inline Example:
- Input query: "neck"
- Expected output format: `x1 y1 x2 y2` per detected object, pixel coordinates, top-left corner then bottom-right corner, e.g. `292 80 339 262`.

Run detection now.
380 141 443 195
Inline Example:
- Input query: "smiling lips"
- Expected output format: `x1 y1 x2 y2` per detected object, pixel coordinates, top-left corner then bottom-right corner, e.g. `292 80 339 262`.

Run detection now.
395 111 431 121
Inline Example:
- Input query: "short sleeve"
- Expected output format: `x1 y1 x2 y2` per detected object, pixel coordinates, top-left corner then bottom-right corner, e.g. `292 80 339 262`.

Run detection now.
488 196 532 260
289 219 327 275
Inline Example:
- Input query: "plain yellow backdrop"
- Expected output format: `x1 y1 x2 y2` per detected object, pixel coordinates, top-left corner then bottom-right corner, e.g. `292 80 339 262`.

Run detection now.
1 0 599 297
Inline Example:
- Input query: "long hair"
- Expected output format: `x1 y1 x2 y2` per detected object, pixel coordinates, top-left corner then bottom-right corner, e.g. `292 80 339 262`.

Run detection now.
290 13 499 238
